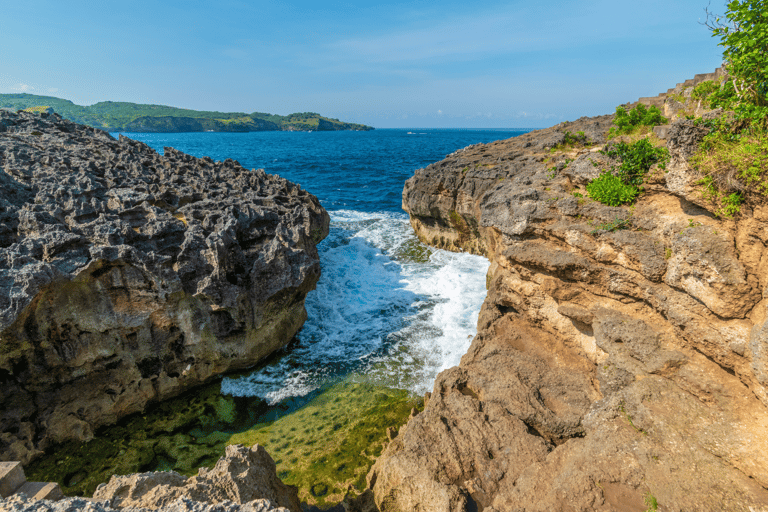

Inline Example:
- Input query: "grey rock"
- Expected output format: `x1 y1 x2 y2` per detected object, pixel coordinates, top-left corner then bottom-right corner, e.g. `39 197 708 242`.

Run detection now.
0 110 330 464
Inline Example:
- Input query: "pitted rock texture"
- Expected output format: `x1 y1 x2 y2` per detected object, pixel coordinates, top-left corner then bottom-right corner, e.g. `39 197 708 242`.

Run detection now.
2 494 288 512
90 444 301 512
0 110 329 465
371 113 768 510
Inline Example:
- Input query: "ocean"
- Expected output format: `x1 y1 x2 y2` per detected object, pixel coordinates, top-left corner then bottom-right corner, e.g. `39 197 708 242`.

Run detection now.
117 128 530 404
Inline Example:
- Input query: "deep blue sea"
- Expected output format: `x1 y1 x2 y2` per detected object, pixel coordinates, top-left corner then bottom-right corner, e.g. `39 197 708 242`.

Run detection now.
115 128 530 402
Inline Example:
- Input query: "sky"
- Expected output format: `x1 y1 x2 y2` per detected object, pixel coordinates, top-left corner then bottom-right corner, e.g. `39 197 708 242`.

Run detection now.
0 0 727 128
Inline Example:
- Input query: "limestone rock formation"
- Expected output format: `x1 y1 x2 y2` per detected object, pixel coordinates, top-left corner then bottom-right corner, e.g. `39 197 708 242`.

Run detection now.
90 444 301 512
3 494 289 511
0 110 329 465
370 113 768 510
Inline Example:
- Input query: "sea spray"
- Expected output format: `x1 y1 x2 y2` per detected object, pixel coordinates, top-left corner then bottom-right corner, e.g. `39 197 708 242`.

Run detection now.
222 209 490 401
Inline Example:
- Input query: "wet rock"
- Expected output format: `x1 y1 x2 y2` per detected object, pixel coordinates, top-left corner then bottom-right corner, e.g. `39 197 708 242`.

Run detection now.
0 110 330 464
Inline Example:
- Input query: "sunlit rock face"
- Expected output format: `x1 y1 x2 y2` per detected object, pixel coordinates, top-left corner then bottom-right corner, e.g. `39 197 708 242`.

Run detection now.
0 110 329 465
370 111 768 511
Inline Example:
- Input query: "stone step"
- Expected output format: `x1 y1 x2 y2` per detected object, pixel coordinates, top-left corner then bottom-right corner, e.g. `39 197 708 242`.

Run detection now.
0 461 25 498
16 481 64 501
626 68 725 112
0 461 64 502
637 96 666 108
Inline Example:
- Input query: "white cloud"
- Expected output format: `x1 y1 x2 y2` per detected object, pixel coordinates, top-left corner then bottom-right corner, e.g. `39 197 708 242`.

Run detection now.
16 83 32 92
437 109 442 115
48 88 58 93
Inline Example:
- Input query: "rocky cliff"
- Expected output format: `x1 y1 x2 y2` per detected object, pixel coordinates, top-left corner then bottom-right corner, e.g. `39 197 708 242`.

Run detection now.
369 109 768 508
0 110 329 465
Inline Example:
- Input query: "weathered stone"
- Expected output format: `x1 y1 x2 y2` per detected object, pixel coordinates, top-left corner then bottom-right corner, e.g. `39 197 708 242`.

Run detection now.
379 100 768 510
0 110 329 465
92 444 301 512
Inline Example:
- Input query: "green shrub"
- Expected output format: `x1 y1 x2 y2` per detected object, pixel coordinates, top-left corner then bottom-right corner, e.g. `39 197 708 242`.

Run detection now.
586 139 668 207
609 104 668 137
587 173 639 206
602 139 670 186
705 0 767 107
692 80 720 102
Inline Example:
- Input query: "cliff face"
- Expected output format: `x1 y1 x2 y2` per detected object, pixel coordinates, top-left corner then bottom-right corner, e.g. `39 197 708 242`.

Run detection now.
370 113 768 510
0 110 329 465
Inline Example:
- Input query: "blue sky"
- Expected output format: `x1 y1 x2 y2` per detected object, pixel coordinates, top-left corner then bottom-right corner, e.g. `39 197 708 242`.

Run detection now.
0 0 726 128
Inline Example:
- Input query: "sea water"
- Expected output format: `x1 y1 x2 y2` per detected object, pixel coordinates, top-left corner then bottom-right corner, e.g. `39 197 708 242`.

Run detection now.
115 129 529 403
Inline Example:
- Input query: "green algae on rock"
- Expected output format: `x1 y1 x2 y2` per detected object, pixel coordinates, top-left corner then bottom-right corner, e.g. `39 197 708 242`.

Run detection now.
229 382 422 508
25 380 420 509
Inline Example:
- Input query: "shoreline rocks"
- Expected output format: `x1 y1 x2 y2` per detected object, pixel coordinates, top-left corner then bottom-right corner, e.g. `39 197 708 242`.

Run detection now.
373 106 768 509
2 444 298 512
0 110 329 465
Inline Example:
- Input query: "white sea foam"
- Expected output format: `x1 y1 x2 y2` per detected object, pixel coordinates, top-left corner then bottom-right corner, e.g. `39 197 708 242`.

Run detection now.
221 209 489 403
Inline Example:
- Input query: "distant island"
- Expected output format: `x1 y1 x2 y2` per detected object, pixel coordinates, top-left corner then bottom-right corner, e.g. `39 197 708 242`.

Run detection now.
0 93 374 132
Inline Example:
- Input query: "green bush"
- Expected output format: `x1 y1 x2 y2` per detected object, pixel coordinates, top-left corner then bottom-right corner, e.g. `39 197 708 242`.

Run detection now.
706 0 767 107
602 139 670 186
691 80 720 102
609 104 668 137
586 139 668 207
587 173 639 206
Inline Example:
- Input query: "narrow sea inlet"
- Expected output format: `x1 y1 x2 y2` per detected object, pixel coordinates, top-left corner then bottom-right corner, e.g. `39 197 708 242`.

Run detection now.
28 128 528 506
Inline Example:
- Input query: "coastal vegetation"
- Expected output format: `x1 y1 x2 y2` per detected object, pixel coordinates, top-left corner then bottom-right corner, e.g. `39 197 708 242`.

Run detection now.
0 93 373 132
587 138 669 207
690 0 768 216
607 103 667 138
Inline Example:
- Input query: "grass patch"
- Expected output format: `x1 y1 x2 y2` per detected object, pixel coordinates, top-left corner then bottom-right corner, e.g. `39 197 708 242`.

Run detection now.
590 216 632 234
644 491 659 511
691 127 768 217
550 130 592 152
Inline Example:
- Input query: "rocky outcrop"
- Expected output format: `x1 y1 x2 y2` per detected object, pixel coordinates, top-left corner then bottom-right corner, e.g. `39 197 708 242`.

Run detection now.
0 110 329 465
2 495 289 512
2 445 297 512
370 113 768 510
92 444 302 512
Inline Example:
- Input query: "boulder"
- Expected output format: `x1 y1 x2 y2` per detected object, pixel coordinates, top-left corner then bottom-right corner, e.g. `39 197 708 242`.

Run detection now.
92 444 301 512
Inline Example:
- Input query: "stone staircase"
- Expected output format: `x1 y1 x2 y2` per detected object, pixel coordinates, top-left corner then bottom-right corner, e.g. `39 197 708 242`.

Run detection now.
627 67 725 109
0 461 63 502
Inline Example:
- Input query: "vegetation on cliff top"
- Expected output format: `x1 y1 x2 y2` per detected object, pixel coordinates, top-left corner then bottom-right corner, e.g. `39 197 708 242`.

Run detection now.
690 0 768 217
0 93 374 132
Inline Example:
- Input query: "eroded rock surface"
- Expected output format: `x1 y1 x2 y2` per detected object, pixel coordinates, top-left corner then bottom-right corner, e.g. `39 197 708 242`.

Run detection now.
371 113 768 510
90 444 301 512
0 110 329 465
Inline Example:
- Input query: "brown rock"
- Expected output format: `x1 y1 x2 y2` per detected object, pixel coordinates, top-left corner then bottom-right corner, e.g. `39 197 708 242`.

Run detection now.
376 94 768 510
93 444 302 512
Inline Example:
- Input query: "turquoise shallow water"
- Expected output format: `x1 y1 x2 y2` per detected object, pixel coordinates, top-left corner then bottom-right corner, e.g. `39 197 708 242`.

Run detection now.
115 128 530 403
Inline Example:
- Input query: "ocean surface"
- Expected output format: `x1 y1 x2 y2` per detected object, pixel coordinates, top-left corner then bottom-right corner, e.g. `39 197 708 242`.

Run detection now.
116 128 530 404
